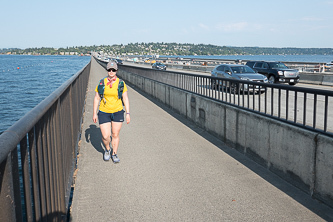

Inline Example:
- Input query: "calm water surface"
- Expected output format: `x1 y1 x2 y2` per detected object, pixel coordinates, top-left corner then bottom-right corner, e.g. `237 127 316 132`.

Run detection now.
0 55 90 132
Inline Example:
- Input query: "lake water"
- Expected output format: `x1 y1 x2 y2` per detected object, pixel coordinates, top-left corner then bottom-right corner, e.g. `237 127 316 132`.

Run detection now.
0 55 91 132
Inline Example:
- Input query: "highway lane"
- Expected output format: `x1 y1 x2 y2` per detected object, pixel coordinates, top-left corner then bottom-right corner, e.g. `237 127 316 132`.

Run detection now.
228 88 332 133
295 82 333 91
123 60 333 89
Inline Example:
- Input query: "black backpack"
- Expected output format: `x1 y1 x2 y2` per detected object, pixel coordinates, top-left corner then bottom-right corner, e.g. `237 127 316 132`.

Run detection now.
98 77 124 104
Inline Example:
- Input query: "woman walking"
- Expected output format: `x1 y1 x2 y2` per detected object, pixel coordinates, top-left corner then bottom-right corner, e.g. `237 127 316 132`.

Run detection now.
93 61 130 162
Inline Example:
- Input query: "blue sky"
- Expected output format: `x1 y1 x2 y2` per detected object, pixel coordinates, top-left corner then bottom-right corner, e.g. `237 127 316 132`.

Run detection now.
1 0 333 49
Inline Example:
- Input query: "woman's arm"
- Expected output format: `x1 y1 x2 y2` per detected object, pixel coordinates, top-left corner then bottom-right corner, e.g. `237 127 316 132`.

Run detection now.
93 91 100 123
122 91 130 124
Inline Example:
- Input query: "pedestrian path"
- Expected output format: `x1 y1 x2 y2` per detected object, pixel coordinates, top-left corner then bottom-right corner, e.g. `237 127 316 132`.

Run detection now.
69 58 333 221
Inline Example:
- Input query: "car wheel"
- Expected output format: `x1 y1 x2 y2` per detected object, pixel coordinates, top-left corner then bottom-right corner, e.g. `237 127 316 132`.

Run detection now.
268 75 276 84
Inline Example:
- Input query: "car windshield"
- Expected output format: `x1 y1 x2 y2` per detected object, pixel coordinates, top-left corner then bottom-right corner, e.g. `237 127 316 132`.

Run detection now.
270 62 288 69
230 66 255 74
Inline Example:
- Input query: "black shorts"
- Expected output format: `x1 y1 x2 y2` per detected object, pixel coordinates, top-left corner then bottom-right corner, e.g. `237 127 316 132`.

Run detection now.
98 110 125 124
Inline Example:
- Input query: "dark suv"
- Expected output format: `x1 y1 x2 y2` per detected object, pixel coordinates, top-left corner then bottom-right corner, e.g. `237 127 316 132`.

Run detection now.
246 61 300 85
152 62 167 70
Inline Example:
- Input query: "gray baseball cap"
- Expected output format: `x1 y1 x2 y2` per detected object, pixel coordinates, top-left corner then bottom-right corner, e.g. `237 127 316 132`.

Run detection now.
107 61 118 70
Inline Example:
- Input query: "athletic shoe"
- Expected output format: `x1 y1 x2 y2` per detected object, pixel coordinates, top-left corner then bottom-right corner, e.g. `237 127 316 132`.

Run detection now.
104 149 111 161
111 154 120 163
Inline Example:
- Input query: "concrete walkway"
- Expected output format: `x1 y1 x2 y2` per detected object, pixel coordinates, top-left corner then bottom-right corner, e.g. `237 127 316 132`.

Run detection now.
70 58 333 221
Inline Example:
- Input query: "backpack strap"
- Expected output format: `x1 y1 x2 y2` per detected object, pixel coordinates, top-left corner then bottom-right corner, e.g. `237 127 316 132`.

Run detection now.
98 77 124 105
97 77 107 103
118 79 124 99
118 79 124 105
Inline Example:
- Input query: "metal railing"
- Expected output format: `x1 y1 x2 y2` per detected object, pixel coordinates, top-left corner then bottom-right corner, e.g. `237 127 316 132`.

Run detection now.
120 65 333 137
0 60 91 221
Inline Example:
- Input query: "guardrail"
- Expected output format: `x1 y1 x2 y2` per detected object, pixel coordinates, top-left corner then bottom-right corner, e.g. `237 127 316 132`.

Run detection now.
116 63 333 137
0 60 91 221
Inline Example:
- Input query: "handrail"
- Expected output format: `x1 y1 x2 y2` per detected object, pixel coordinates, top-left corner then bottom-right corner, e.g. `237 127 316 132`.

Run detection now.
0 62 88 163
0 59 91 221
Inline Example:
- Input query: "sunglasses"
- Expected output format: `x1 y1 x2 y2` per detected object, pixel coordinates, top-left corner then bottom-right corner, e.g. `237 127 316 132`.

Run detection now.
108 69 117 72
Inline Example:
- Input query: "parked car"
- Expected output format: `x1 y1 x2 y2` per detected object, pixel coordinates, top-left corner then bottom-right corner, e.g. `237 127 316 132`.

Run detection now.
325 61 333 70
115 59 123 65
246 61 300 85
152 62 167 70
103 57 110 62
211 64 268 93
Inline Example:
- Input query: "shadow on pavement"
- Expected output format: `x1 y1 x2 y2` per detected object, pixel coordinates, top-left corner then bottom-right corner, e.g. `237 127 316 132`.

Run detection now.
85 124 104 153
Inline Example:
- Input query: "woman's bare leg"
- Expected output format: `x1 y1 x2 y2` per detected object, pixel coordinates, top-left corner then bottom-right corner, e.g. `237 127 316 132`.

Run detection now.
111 121 123 154
100 122 111 151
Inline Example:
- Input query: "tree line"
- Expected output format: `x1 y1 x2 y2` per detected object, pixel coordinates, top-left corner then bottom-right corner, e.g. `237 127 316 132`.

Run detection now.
1 43 333 55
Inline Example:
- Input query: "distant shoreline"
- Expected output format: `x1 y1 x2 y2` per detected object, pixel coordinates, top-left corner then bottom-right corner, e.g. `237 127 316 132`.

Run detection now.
1 43 333 57
2 53 333 63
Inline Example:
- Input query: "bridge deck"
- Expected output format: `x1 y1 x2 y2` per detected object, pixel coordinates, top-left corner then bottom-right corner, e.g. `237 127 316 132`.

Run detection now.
70 58 332 221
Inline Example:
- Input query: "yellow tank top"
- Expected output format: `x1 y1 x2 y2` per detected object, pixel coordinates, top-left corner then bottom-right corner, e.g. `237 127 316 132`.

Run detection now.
95 78 127 113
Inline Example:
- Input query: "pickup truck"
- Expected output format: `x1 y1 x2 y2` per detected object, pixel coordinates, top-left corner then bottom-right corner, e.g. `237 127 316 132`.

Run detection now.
246 61 300 85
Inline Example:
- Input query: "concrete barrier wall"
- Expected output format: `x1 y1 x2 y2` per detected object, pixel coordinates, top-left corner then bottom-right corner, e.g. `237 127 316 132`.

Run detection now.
315 135 333 206
299 73 324 85
118 68 333 208
322 75 333 86
298 72 333 86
